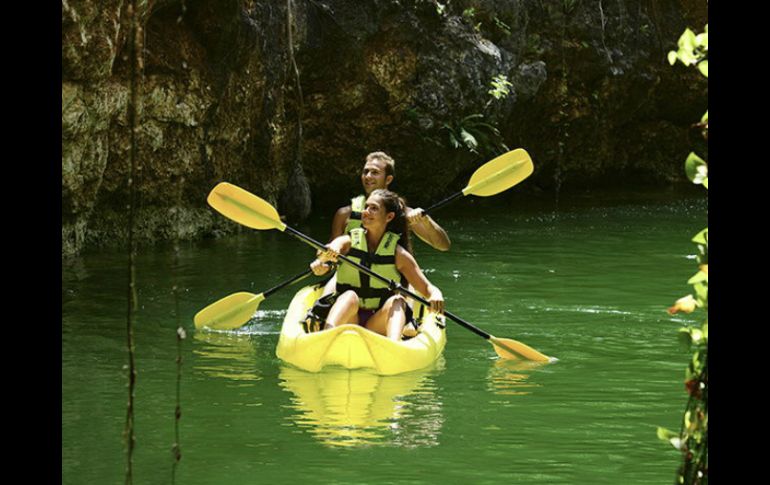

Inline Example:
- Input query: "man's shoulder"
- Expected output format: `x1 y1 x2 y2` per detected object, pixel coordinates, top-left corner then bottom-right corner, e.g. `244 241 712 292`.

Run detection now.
335 205 352 217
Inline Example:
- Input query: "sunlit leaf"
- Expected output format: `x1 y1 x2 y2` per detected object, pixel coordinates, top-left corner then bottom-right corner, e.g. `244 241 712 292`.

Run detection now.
657 426 677 442
668 294 698 315
679 29 697 54
698 60 708 77
685 152 707 183
668 51 678 65
688 269 708 285
460 128 478 149
690 328 704 345
670 437 683 450
692 228 708 245
693 282 708 303
702 177 708 189
696 32 708 49
701 110 708 123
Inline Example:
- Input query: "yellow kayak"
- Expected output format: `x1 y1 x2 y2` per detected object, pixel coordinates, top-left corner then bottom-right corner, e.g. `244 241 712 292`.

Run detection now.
276 285 447 375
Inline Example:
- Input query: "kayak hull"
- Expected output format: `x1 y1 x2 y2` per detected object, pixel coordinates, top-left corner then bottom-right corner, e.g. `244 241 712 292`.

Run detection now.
276 285 447 375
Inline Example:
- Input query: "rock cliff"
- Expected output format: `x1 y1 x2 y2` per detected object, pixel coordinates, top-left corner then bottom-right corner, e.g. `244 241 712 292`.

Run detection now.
62 0 708 256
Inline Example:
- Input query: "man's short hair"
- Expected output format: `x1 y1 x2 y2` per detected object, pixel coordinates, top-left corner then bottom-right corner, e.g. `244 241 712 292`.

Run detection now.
366 151 395 177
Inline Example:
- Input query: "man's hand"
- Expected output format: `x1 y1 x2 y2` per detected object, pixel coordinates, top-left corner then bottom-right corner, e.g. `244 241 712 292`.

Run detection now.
406 207 428 227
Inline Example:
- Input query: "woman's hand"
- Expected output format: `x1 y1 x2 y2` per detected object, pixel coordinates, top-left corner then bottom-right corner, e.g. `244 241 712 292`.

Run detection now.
310 247 339 275
428 287 444 314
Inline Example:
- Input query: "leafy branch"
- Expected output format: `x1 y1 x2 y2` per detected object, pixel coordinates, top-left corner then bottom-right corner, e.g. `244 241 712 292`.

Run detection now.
659 19 708 485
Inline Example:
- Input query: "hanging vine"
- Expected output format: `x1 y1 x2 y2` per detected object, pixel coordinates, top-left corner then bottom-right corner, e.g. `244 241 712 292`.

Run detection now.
123 0 143 483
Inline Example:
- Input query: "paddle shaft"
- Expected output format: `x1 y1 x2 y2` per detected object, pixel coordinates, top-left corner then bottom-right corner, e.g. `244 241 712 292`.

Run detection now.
283 226 493 341
263 268 314 298
422 191 463 215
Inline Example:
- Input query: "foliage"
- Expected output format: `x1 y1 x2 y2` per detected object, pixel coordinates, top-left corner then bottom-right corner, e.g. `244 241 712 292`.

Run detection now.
488 74 513 100
493 15 511 36
659 20 708 485
461 7 482 32
441 114 509 157
668 26 708 78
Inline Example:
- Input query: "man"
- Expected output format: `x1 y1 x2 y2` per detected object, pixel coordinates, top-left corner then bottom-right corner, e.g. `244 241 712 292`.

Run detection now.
309 151 450 337
329 151 451 251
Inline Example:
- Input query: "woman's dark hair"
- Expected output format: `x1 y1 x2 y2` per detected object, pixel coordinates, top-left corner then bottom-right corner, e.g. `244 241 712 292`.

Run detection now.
369 189 412 254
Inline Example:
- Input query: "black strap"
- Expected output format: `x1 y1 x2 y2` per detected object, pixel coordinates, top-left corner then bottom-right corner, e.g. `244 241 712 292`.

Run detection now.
348 248 395 265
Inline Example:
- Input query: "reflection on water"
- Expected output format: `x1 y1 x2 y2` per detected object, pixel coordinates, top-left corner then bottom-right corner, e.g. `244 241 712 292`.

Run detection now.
279 361 445 448
193 330 262 381
486 359 546 396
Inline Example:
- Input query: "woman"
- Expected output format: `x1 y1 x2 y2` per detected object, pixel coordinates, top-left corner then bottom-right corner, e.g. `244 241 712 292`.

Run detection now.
310 189 445 341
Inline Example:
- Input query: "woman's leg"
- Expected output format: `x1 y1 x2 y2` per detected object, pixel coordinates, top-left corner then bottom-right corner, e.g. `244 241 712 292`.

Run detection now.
325 290 359 329
320 273 337 298
364 295 407 342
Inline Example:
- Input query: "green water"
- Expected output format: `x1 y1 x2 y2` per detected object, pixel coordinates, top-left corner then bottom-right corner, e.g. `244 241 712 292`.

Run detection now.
62 189 705 484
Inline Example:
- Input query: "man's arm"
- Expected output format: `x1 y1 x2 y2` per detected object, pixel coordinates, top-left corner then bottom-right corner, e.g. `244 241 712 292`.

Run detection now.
330 205 352 242
407 207 451 251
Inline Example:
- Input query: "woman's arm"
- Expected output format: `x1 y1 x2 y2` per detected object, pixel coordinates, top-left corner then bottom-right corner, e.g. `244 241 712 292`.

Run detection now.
395 246 444 313
310 235 351 275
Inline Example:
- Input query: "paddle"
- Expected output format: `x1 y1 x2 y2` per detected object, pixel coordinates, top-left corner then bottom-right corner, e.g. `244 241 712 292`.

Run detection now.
206 182 553 363
195 150 531 331
194 267 314 330
422 148 534 215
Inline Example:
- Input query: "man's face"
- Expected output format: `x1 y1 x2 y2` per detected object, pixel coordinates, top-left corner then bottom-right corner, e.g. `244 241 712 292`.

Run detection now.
360 159 393 194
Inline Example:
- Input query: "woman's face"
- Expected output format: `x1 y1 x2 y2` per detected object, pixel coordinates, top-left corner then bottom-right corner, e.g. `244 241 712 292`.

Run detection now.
362 195 394 229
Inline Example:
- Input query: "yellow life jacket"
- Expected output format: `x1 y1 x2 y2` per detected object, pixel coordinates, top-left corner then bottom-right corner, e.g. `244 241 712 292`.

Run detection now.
344 195 366 233
336 227 405 310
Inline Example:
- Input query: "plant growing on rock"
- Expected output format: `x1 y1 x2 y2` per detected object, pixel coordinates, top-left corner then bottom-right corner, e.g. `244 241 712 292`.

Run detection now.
441 114 509 157
659 20 708 485
488 74 513 100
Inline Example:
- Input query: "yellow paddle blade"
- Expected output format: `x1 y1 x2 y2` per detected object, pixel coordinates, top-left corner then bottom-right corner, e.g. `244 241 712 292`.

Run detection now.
194 292 266 330
489 336 553 363
207 182 287 231
462 148 534 197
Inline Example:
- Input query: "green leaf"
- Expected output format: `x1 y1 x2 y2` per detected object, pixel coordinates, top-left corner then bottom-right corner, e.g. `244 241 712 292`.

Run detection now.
679 29 697 54
698 60 708 77
701 110 708 123
657 426 676 441
447 132 460 149
702 177 708 189
694 282 708 304
668 51 678 65
696 32 708 49
691 228 708 245
685 152 707 183
657 427 683 450
462 114 485 123
690 328 704 345
460 128 478 149
688 270 708 285
678 327 693 347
